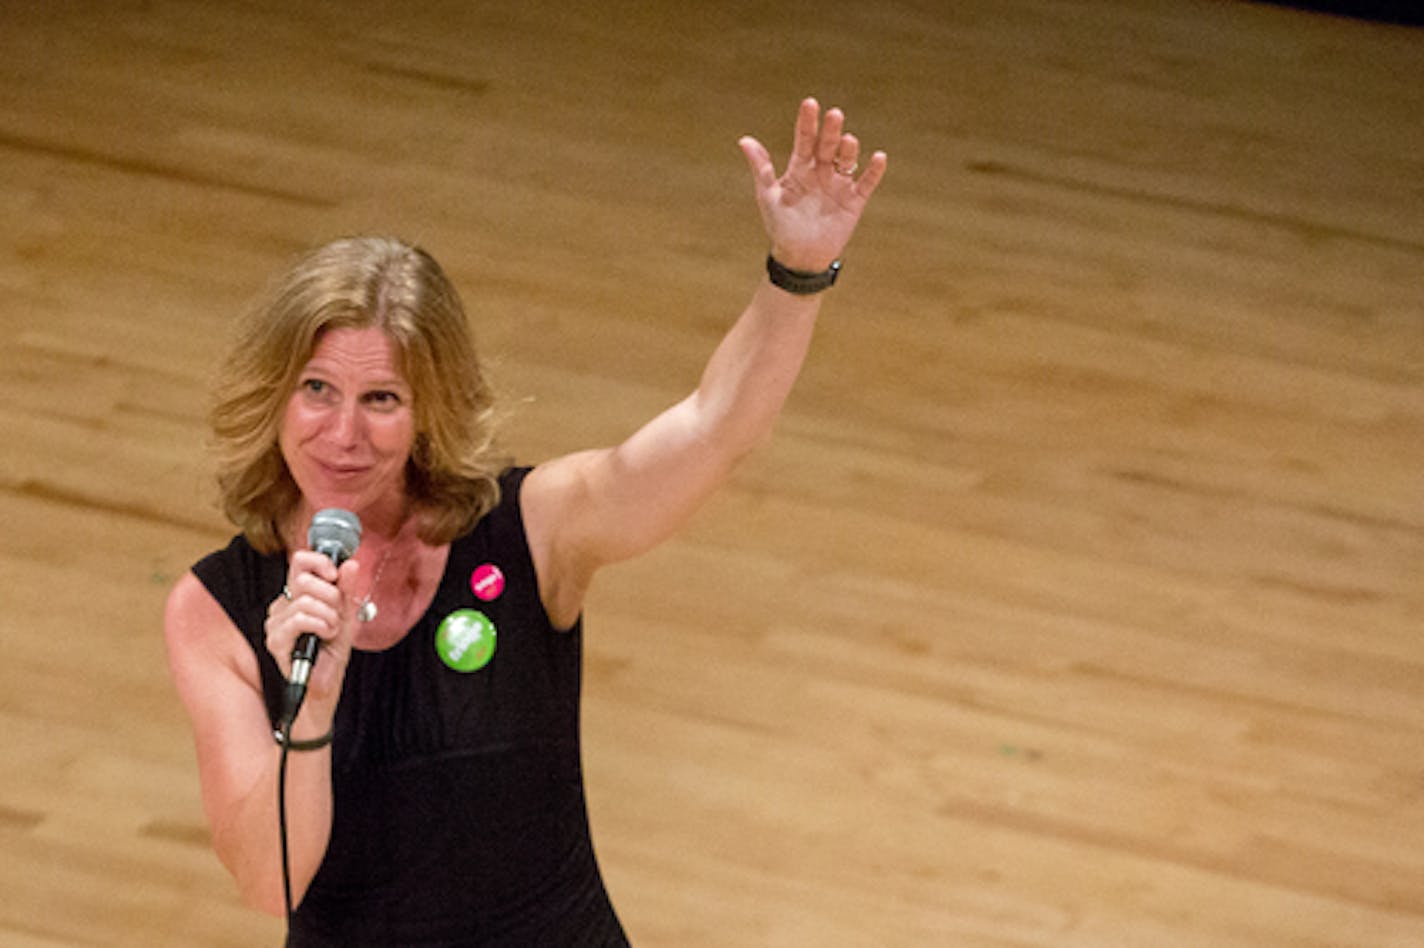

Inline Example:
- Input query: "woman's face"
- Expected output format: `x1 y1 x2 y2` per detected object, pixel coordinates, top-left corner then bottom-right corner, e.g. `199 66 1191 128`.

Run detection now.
279 326 416 526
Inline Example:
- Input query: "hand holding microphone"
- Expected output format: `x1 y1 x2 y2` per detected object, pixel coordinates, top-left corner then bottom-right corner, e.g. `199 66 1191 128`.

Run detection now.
274 509 362 732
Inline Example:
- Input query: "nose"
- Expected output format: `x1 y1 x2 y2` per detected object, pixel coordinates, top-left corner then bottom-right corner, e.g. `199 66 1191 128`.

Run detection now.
328 399 364 447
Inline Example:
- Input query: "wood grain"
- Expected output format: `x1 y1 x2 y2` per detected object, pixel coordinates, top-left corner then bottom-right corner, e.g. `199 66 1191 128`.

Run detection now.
1 1 1420 944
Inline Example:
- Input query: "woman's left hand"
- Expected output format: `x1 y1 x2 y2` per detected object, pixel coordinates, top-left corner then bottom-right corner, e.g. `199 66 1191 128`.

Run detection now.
738 97 888 273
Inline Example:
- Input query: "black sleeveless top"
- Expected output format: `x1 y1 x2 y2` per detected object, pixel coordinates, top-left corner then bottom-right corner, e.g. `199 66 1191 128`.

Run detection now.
192 468 629 946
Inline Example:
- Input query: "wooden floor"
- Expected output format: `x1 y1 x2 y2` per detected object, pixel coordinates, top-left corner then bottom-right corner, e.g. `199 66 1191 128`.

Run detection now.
2 1 1421 945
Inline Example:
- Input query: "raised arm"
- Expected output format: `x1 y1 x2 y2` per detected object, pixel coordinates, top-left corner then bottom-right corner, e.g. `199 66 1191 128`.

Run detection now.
524 98 887 628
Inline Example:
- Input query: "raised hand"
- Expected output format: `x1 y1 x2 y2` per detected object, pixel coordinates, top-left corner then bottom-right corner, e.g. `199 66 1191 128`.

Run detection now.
738 97 888 273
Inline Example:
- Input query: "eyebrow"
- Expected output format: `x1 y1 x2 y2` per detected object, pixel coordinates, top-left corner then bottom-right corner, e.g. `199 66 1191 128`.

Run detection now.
299 364 411 391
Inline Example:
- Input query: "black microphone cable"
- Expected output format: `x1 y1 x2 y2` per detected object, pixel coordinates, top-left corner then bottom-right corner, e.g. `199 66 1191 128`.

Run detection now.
278 724 297 923
274 708 335 924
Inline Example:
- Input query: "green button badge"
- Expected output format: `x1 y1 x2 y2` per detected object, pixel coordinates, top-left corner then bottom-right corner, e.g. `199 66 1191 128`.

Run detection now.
435 609 497 672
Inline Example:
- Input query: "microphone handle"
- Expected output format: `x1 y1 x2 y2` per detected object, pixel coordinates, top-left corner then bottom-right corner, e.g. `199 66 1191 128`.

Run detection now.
281 633 322 728
291 633 320 682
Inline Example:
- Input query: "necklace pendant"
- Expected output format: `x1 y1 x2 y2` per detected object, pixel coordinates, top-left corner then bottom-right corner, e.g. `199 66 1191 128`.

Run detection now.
358 599 378 623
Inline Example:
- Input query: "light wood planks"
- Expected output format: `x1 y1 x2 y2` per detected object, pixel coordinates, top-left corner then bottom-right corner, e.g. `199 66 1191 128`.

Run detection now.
1 1 1421 945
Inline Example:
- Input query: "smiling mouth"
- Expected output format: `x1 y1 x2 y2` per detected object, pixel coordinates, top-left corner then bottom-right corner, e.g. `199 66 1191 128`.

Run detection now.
316 461 370 478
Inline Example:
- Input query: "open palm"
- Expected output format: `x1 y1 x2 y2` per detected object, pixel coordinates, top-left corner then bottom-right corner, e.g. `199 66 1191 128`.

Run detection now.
739 97 889 273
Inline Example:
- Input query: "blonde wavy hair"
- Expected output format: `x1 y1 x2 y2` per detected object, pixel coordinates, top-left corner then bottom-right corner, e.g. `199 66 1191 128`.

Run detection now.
210 236 505 554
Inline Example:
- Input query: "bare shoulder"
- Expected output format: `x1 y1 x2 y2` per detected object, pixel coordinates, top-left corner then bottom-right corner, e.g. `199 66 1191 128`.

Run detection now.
164 571 261 705
164 571 234 655
522 450 600 510
520 450 615 548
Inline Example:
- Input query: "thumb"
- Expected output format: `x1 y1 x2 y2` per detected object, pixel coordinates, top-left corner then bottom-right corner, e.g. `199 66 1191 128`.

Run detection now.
336 557 363 600
738 135 776 191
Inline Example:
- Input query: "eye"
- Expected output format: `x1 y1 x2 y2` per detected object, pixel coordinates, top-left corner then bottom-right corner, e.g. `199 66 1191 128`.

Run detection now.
364 390 404 411
294 375 338 404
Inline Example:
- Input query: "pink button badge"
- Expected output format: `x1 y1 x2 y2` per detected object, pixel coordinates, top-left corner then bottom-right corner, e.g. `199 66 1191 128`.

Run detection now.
470 563 505 602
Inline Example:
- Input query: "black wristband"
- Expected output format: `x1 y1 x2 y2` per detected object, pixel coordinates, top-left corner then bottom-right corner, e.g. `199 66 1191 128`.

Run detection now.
766 254 841 294
273 726 334 751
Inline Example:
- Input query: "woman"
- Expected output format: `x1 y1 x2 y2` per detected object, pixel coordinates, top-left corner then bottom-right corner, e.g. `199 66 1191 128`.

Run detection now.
165 98 886 945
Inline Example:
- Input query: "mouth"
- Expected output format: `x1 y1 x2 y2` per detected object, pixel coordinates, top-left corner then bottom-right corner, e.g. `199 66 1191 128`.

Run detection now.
314 460 371 480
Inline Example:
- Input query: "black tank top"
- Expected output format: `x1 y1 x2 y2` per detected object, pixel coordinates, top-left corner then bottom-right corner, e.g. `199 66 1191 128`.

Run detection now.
192 467 629 946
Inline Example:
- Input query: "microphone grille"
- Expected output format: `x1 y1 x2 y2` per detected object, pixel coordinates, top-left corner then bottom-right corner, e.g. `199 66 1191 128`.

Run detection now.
308 508 362 564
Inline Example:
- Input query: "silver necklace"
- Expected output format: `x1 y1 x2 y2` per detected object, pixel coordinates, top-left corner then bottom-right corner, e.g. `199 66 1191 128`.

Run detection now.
357 544 395 623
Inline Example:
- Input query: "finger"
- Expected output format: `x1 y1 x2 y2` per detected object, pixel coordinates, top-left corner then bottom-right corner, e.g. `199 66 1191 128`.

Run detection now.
293 594 343 631
853 150 890 199
737 135 776 191
268 581 342 633
834 132 861 174
265 605 338 676
335 558 364 612
291 549 339 583
287 569 341 612
791 96 820 165
816 107 845 164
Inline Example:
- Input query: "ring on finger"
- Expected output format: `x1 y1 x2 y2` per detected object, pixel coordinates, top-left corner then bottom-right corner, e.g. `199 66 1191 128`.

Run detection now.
832 157 858 176
282 584 294 601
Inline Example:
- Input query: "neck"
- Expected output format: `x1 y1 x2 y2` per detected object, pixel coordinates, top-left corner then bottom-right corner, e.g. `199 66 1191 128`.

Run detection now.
355 520 427 631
